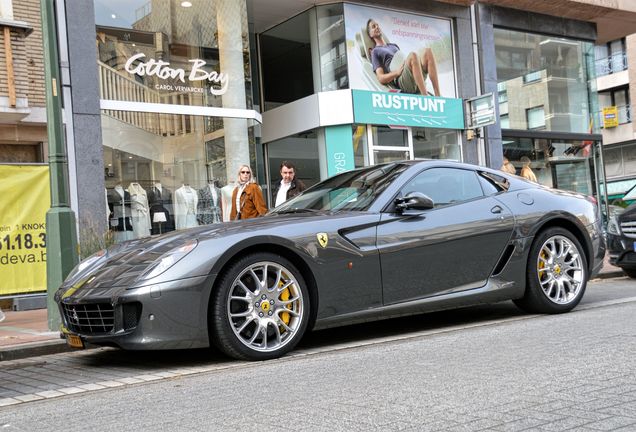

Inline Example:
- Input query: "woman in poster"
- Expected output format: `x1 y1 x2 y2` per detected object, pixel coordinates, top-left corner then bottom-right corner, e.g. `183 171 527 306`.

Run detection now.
366 18 441 96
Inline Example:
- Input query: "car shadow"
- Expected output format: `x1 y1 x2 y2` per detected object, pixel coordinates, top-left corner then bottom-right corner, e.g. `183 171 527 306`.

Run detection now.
74 301 525 369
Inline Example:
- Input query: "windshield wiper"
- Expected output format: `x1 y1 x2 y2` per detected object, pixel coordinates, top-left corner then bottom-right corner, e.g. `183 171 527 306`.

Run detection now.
275 208 321 214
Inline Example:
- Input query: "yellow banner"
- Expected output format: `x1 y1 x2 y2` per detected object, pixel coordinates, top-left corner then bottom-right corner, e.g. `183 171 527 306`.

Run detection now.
603 106 619 128
0 165 50 295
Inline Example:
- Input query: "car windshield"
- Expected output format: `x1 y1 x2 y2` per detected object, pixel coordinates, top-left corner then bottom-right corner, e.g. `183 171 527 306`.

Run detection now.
272 163 408 213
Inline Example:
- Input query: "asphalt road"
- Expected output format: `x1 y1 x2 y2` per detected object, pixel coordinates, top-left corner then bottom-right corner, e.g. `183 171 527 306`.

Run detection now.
1 276 635 431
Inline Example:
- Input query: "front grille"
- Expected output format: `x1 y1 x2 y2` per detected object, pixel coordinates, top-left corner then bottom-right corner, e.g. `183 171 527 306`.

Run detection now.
62 303 114 334
620 220 636 239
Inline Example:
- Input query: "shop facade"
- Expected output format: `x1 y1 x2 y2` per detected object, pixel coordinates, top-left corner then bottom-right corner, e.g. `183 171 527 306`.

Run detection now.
60 0 636 247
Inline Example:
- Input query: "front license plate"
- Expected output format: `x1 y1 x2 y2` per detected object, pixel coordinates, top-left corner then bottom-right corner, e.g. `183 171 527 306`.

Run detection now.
66 334 84 349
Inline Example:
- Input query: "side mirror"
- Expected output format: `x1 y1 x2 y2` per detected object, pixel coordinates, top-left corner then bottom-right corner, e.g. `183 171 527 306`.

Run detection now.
395 192 434 211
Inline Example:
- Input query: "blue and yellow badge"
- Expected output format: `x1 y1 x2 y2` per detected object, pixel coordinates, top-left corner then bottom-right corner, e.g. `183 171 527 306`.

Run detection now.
317 233 328 248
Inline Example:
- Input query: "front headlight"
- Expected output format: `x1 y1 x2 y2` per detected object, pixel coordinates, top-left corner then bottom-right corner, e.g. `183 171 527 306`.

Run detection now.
607 216 621 236
137 239 198 281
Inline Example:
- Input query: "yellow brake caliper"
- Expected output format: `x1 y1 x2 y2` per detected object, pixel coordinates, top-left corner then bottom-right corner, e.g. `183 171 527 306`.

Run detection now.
279 281 292 328
538 250 546 281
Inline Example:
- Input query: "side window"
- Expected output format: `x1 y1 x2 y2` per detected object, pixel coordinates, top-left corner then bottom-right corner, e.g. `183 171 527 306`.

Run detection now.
478 171 510 195
401 167 484 207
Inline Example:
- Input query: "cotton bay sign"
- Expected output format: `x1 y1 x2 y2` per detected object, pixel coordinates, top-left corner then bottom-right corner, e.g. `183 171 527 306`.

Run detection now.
352 89 464 129
125 53 229 95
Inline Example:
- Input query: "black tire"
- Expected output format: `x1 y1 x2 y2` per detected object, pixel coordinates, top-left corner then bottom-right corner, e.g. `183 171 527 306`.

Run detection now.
514 227 588 314
622 268 636 279
210 252 310 361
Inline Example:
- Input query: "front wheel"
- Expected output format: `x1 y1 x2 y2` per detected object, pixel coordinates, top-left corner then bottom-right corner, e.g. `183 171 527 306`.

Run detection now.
514 227 588 314
210 252 310 360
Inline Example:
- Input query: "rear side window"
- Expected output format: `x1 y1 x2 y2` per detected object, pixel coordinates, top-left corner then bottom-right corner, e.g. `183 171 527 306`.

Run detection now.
478 172 510 195
400 167 484 207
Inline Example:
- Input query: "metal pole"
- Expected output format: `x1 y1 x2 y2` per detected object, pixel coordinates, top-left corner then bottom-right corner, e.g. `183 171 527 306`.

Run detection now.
41 0 78 331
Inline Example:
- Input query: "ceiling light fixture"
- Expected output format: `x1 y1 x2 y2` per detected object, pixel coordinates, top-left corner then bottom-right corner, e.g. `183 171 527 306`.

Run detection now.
181 1 192 7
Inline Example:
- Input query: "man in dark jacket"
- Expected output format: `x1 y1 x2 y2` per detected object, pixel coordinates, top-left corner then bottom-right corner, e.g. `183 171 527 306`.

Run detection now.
271 161 307 207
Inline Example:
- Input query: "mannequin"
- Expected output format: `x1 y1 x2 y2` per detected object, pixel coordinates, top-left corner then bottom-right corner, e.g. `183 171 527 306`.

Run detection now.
148 180 174 234
174 184 199 229
128 182 151 238
197 180 223 225
221 182 235 222
107 183 134 242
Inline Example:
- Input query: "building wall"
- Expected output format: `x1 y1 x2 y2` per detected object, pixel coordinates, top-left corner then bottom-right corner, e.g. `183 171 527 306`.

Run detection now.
64 0 106 239
13 0 45 107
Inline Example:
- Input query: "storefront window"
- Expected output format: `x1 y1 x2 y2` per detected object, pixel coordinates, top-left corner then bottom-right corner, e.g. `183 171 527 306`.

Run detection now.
266 130 320 206
352 124 368 168
412 128 460 160
260 10 314 110
495 29 595 133
95 0 259 243
317 4 347 92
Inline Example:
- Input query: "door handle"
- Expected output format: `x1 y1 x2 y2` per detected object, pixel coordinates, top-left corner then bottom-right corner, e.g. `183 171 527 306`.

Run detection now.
491 205 503 214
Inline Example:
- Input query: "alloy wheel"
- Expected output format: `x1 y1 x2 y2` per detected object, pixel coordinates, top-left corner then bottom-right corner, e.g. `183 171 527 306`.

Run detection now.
226 261 304 352
536 235 584 304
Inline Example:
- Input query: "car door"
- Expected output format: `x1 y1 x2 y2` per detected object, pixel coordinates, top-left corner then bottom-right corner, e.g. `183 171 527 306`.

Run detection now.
377 167 515 305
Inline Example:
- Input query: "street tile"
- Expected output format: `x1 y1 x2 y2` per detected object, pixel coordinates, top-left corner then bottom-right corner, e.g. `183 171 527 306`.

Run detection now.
57 386 87 395
34 390 66 398
13 394 44 402
550 408 611 421
535 416 592 431
77 383 106 391
0 397 20 407
490 417 548 432
116 377 144 384
94 380 126 388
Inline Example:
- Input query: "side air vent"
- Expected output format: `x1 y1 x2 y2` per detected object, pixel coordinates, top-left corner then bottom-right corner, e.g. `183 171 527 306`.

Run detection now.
492 245 515 276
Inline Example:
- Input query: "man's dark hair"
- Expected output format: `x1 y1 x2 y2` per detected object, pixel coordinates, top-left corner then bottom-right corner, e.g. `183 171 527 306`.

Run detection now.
279 161 296 171
366 19 374 38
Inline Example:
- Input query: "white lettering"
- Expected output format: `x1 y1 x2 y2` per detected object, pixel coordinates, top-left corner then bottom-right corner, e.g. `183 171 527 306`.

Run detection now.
370 93 447 113
124 53 229 95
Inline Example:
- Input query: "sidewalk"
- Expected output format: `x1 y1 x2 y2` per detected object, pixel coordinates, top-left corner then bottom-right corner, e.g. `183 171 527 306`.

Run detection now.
0 257 626 362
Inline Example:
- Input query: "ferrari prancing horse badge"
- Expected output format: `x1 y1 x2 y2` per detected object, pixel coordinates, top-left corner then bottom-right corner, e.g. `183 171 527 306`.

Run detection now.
317 233 328 248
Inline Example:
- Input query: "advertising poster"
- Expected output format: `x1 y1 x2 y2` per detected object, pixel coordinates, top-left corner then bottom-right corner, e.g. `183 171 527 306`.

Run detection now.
344 4 456 98
0 165 50 296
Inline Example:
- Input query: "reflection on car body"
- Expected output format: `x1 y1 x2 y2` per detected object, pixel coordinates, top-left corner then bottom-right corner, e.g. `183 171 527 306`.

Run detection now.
56 160 605 360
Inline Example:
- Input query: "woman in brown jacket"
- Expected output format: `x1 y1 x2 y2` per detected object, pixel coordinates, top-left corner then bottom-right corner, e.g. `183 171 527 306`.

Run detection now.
229 165 267 220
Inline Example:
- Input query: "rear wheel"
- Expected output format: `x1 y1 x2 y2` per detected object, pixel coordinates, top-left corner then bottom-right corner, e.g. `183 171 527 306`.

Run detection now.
514 227 588 314
210 252 309 360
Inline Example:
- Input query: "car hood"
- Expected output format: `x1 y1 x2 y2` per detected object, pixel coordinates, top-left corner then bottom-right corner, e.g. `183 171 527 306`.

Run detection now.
61 210 365 291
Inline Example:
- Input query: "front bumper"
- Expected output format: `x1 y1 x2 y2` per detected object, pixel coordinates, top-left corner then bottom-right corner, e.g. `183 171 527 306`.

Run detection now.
607 232 636 269
56 274 216 350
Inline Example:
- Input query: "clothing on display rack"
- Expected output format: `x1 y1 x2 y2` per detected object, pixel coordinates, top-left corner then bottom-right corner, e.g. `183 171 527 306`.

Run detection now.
128 182 151 239
221 183 235 222
174 184 199 229
107 184 134 242
197 183 223 225
148 182 174 234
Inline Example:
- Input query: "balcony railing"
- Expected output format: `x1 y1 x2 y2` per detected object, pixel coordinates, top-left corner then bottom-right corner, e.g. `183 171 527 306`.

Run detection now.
595 52 628 77
98 61 195 136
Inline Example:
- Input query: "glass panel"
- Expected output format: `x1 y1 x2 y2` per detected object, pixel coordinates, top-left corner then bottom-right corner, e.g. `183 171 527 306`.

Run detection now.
352 124 368 168
554 160 593 195
400 167 483 207
374 150 410 164
103 112 258 242
94 0 253 110
371 126 407 147
317 4 348 92
260 11 313 110
266 130 320 207
412 128 460 160
526 106 545 130
603 146 624 178
495 28 594 133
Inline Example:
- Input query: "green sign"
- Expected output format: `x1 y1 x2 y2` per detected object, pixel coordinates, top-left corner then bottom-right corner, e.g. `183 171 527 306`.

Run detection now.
352 89 465 129
325 125 355 177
